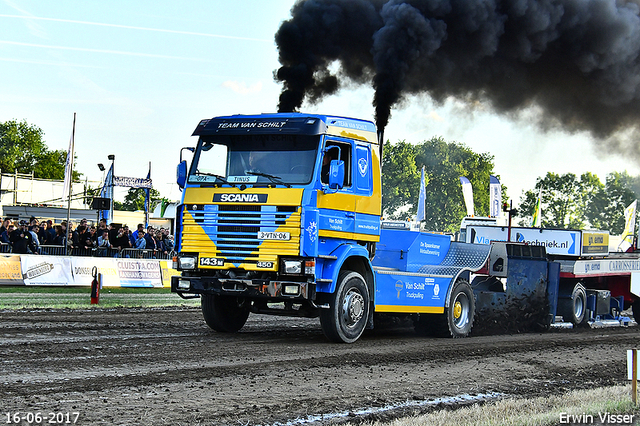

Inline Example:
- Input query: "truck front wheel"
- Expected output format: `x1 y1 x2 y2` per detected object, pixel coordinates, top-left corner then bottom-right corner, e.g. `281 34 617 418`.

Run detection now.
320 270 370 343
201 294 250 333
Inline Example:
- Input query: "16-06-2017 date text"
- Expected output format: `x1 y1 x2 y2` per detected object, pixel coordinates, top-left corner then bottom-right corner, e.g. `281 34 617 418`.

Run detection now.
4 412 79 424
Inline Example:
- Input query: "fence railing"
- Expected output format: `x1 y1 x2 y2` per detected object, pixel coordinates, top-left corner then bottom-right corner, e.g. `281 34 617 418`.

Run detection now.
0 243 174 259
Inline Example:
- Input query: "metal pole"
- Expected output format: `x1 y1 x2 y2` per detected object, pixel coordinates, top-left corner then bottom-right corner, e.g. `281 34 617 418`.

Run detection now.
108 155 115 225
633 348 637 405
507 200 513 242
65 113 76 256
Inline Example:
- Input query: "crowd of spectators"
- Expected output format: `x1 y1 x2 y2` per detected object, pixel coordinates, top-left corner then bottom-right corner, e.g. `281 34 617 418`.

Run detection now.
0 216 175 257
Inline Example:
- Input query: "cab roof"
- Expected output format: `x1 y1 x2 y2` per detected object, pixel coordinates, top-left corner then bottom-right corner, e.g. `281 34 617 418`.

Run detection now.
192 113 378 144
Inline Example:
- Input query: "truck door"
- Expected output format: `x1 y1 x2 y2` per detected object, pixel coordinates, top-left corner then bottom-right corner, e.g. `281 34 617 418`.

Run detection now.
317 139 356 240
353 144 380 241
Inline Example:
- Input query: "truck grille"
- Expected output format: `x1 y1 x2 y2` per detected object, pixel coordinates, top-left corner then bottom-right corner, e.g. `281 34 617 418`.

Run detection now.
181 204 301 266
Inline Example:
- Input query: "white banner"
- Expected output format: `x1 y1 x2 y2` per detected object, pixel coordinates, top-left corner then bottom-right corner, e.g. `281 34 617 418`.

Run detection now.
460 177 474 216
19 255 163 287
21 256 74 286
415 166 426 222
466 226 581 257
489 175 501 218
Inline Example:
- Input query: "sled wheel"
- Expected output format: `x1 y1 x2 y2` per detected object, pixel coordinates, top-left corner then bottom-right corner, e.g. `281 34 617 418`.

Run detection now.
431 279 475 338
557 283 587 326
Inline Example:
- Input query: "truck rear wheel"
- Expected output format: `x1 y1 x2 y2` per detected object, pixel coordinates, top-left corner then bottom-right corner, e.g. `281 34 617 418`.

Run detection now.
429 279 475 338
557 283 587 326
320 270 370 343
201 294 250 333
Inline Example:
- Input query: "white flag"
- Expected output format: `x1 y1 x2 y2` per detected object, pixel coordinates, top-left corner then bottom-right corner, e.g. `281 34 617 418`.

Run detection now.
61 115 75 200
489 175 501 218
415 166 426 222
460 177 474 216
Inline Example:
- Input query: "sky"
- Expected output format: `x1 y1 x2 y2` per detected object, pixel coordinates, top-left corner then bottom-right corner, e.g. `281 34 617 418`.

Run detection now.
1 0 637 207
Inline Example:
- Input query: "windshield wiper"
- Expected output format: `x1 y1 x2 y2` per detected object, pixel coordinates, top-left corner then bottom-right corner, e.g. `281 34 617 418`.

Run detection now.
246 171 291 188
196 171 234 186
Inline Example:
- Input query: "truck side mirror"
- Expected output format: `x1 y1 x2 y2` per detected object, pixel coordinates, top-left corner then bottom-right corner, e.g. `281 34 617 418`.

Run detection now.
328 159 344 189
177 160 187 189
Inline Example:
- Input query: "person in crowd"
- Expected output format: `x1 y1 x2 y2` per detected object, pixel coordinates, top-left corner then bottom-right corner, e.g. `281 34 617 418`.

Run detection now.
52 226 66 246
70 223 80 248
82 229 96 251
29 224 41 254
38 222 50 245
108 223 119 244
112 226 131 252
97 230 110 249
0 223 14 244
144 226 156 250
131 223 144 241
95 219 107 241
75 225 89 253
88 226 98 244
155 230 167 255
46 220 56 243
134 229 146 249
67 230 75 251
10 220 38 254
0 218 10 236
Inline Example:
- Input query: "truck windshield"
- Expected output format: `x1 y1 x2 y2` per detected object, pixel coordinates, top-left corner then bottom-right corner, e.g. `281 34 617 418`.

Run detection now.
189 134 319 186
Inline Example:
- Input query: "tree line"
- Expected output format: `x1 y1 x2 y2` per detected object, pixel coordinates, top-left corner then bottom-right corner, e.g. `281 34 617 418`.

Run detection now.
382 137 638 234
0 120 163 212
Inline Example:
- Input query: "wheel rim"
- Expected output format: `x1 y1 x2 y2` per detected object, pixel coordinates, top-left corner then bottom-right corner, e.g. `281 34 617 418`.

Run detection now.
452 293 469 329
341 288 365 329
574 294 584 319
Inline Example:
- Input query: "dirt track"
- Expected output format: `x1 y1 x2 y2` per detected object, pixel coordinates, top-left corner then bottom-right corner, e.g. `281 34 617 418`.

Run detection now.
1 306 637 425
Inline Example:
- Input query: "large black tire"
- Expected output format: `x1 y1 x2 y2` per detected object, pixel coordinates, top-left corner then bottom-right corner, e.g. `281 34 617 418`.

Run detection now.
320 270 370 343
430 279 475 338
557 283 587 326
201 294 250 333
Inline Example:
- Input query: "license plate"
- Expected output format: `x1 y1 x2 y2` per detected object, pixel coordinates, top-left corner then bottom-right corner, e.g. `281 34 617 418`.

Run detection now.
258 231 290 241
200 257 224 266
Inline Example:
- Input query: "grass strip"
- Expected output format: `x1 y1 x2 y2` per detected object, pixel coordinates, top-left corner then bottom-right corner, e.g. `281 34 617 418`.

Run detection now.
353 385 639 426
0 286 200 309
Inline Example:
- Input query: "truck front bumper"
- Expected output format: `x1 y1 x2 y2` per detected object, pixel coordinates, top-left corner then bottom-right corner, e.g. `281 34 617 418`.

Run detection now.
171 275 316 300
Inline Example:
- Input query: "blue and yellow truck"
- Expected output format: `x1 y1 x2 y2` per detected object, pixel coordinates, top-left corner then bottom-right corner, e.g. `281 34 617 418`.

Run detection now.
171 113 632 342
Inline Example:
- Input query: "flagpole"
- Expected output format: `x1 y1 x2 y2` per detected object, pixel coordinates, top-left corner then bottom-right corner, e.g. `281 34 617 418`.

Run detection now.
145 161 151 228
65 112 76 256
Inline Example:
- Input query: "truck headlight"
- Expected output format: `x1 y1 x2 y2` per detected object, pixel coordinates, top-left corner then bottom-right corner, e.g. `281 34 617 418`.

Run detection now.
283 260 303 275
178 256 196 270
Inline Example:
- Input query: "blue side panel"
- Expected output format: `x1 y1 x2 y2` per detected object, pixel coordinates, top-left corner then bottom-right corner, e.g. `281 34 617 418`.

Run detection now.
175 204 184 252
319 208 355 234
316 242 370 294
355 213 381 237
374 271 450 309
373 229 451 272
301 208 319 257
354 145 372 195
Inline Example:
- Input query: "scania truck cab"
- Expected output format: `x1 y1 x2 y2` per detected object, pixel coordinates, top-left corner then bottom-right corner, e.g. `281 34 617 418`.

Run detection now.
171 113 383 343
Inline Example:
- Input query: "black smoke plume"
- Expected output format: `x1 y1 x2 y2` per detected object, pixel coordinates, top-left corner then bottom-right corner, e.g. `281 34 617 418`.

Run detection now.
275 0 640 157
